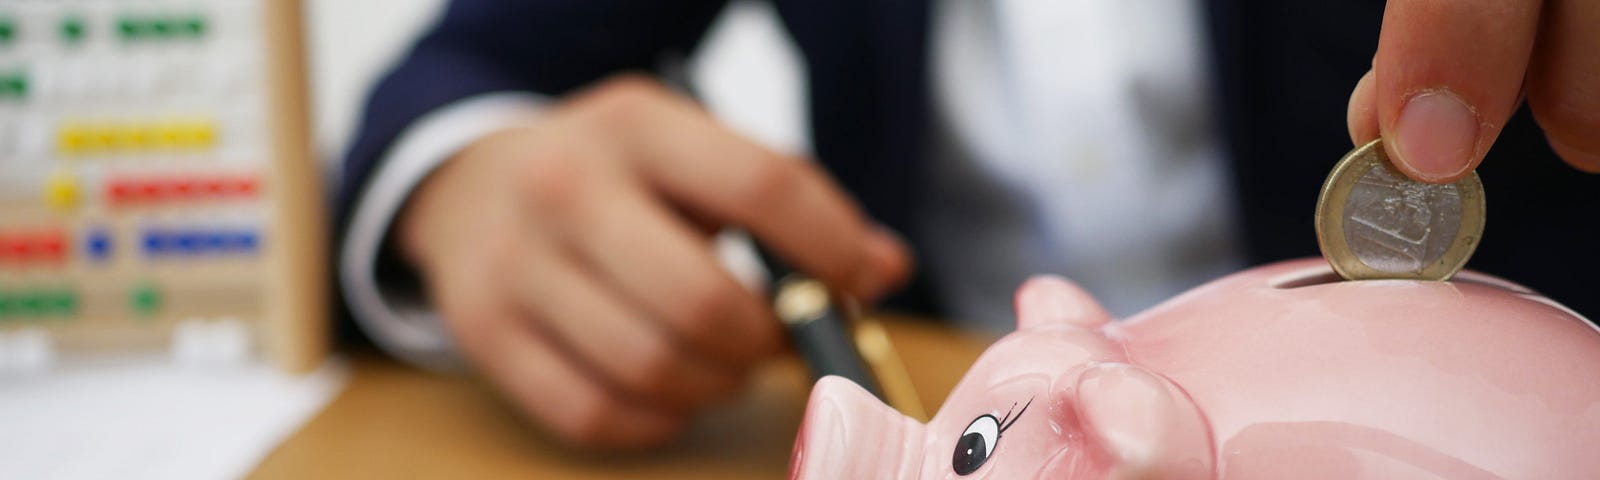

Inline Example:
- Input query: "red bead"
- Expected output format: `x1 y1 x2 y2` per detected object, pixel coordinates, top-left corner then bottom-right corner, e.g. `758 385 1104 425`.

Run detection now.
165 179 188 198
7 237 30 256
0 237 19 259
36 231 65 259
109 181 135 203
236 177 258 195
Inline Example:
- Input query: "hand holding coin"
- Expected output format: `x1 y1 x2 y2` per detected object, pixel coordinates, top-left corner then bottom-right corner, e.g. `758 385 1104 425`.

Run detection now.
1345 0 1600 179
1316 138 1485 281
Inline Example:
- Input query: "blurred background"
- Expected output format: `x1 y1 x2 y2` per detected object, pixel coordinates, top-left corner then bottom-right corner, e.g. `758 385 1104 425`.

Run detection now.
6 1 1596 479
0 2 822 478
310 0 805 177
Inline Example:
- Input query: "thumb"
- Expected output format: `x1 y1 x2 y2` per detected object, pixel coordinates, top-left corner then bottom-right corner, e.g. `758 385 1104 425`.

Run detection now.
1369 0 1541 183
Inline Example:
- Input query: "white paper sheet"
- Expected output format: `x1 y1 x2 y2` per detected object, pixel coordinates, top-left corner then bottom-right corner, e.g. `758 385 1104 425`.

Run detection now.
0 357 348 480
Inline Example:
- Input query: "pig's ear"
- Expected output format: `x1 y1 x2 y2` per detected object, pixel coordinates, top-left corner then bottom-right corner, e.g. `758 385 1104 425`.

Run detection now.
1070 363 1214 479
1015 276 1112 330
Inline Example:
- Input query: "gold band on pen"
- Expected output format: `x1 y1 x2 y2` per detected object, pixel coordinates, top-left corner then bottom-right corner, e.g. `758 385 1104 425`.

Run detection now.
774 275 925 420
854 316 927 421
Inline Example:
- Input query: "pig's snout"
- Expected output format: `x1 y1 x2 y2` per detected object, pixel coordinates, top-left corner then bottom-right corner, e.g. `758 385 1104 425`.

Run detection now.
793 376 927 480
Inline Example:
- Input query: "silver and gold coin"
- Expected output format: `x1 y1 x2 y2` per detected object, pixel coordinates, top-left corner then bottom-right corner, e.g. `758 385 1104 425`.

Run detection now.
1315 138 1485 281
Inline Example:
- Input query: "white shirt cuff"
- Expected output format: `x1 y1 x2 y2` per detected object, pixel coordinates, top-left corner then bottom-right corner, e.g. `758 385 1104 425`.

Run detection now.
339 92 547 371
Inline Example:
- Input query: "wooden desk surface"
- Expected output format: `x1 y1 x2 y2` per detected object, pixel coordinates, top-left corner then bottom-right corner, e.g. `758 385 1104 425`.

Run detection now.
250 316 995 479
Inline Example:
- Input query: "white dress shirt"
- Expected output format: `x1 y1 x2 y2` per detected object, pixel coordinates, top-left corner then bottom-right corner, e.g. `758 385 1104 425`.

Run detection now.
921 0 1241 328
340 0 1243 368
339 93 545 370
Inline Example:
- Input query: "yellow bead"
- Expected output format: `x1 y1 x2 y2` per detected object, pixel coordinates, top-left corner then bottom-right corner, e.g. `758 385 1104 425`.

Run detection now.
128 124 154 149
111 125 139 152
190 122 217 148
158 124 184 148
43 172 79 210
92 127 117 152
57 126 88 154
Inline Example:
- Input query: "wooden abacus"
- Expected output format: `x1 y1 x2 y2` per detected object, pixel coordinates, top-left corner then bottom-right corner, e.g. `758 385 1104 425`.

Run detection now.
0 0 325 373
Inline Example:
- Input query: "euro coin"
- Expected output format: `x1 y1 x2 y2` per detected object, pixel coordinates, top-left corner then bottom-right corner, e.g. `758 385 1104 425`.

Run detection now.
1314 138 1485 281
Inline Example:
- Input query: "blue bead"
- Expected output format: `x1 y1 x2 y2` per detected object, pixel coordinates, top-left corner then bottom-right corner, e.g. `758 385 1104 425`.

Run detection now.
175 232 201 252
234 231 258 251
85 229 113 261
142 231 166 255
205 233 228 250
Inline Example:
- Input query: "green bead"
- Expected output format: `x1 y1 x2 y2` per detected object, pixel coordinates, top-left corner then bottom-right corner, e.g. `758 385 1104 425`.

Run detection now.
118 17 141 40
182 16 205 38
0 294 12 318
0 18 15 46
2 72 28 99
131 283 162 317
61 16 86 43
18 293 44 316
151 18 172 37
52 291 77 317
1 71 22 93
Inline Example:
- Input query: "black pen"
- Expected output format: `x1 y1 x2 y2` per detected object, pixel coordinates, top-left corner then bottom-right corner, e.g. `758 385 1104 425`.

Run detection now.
766 259 925 419
770 270 885 398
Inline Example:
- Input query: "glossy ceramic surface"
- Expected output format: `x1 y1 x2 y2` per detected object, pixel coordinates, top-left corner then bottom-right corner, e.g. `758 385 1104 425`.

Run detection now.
791 259 1600 479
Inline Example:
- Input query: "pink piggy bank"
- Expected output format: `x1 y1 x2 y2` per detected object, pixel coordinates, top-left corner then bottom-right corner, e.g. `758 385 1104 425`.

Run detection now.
791 259 1600 479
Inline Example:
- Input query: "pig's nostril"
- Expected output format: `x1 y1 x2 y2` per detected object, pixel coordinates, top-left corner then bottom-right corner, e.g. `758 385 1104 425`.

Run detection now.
789 434 806 479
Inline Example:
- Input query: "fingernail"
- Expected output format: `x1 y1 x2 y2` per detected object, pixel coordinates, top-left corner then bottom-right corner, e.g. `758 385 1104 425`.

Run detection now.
1393 90 1479 182
1548 137 1600 174
852 227 909 300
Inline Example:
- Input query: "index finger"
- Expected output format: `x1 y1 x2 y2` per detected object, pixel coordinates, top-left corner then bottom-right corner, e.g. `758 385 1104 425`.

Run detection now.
1370 0 1543 183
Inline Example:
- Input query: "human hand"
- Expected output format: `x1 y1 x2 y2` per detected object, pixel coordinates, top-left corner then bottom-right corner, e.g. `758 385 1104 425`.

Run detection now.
396 75 912 448
1346 0 1599 182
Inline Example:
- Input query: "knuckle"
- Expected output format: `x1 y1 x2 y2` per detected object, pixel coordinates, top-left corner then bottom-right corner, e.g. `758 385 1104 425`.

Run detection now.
1528 89 1600 148
583 75 664 127
431 267 521 356
515 150 589 216
479 247 522 289
558 393 618 446
439 303 500 353
622 338 680 393
670 279 739 337
597 73 661 97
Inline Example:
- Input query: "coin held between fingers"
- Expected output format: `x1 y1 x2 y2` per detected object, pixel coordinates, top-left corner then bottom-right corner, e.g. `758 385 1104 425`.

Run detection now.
1315 138 1486 281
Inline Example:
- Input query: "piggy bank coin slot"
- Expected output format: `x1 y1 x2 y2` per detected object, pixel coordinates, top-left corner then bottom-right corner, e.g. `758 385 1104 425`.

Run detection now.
1446 272 1535 295
1272 262 1534 296
1271 268 1345 289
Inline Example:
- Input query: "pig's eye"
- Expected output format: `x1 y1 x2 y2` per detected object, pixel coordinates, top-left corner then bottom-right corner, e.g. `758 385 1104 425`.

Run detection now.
952 398 1032 476
953 414 1000 475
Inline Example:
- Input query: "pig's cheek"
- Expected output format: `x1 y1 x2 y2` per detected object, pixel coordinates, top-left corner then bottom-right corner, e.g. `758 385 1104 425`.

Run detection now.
1035 442 1107 479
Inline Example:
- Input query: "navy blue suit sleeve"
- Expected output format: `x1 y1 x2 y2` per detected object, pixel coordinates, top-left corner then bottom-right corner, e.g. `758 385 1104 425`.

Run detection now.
337 0 730 234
